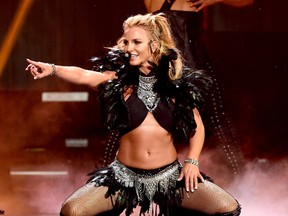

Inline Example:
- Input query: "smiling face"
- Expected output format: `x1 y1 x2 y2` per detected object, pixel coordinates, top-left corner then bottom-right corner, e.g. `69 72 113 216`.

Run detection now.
121 26 156 74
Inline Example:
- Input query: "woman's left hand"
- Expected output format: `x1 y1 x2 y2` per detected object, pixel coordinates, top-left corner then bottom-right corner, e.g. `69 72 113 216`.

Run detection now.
187 0 219 12
178 163 204 192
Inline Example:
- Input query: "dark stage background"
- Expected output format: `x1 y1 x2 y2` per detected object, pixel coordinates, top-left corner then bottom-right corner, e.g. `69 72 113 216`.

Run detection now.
0 0 287 215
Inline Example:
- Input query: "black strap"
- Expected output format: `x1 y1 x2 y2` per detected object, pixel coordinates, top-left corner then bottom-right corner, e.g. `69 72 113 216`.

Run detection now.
160 0 176 11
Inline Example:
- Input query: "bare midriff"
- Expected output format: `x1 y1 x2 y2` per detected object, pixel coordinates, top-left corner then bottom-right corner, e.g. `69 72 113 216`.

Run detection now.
117 112 178 170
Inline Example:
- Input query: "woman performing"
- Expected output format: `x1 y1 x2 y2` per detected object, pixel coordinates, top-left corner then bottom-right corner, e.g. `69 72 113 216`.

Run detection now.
26 13 241 216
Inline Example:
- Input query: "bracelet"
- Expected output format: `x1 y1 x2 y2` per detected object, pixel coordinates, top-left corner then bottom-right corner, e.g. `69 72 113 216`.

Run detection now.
50 63 56 76
184 158 199 166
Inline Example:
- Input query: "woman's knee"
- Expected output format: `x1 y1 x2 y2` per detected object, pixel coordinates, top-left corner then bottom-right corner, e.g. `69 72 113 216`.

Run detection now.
214 199 241 216
60 186 115 216
60 201 84 216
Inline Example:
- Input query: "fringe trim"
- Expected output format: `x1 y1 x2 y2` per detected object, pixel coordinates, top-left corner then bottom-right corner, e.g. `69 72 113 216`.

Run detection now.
88 160 184 216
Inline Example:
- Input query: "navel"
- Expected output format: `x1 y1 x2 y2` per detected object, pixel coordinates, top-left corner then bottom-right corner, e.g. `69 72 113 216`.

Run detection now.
147 151 151 157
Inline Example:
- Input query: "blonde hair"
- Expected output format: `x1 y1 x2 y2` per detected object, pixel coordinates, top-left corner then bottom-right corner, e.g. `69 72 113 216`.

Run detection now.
120 13 183 80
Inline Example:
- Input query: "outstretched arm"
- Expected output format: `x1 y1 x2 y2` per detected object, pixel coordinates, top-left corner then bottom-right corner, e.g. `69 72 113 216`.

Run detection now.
178 108 205 192
25 59 117 89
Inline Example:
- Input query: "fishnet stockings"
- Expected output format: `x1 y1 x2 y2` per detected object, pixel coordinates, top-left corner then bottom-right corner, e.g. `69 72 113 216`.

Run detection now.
61 183 115 216
60 181 239 216
181 180 239 215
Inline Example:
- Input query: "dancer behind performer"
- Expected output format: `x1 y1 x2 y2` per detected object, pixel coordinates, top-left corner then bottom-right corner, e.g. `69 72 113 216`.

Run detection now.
144 0 253 14
144 0 254 174
26 13 241 216
143 0 253 70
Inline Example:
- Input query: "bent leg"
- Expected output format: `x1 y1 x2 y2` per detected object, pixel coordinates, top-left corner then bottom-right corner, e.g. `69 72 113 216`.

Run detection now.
180 180 241 215
60 183 115 216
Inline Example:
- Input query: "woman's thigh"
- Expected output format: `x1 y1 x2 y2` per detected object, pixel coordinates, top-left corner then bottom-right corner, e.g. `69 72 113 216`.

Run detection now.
61 183 115 216
180 180 239 215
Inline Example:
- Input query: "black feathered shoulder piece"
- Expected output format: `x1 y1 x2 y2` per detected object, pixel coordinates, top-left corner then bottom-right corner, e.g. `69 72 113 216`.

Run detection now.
91 48 130 74
91 48 140 132
171 68 212 141
150 49 212 141
173 68 212 111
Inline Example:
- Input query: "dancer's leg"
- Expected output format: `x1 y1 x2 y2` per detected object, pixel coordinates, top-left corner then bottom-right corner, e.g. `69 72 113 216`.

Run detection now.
180 180 240 215
60 182 116 216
